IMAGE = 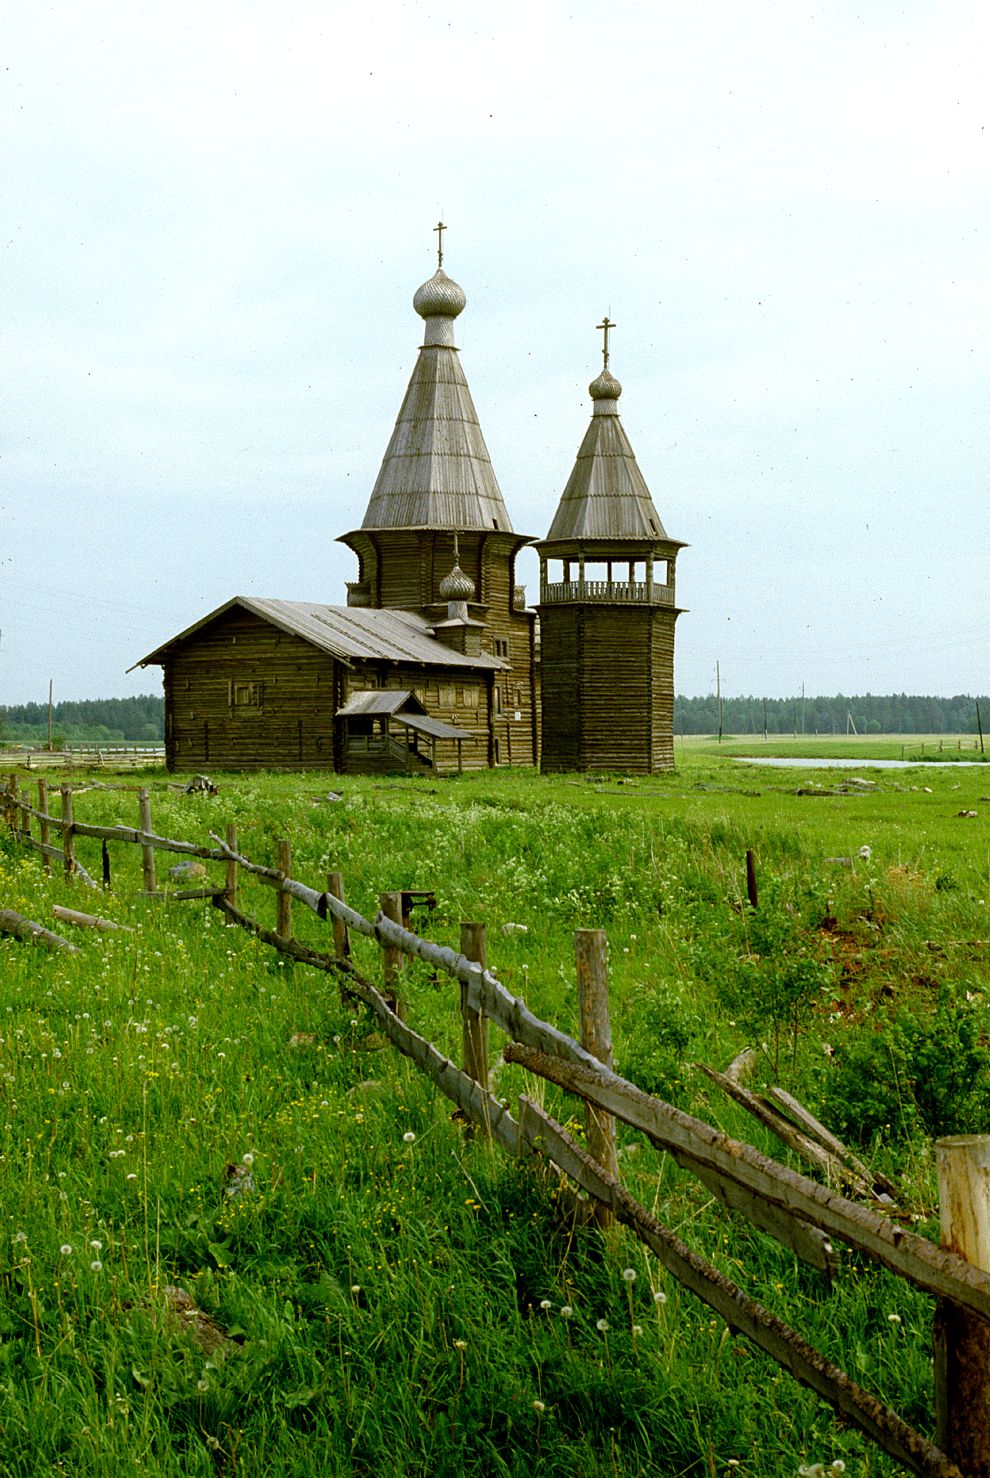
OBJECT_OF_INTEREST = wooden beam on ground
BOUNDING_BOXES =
[51,905,131,932]
[0,909,81,953]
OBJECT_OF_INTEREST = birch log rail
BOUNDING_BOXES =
[514,1097,964,1478]
[504,1041,990,1323]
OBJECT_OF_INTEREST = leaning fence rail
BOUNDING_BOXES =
[1,772,985,1477]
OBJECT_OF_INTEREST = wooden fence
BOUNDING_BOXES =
[2,772,988,1478]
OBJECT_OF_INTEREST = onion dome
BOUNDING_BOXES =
[439,561,476,601]
[589,368,622,402]
[413,269,466,321]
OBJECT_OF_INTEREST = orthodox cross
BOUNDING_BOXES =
[597,315,615,369]
[434,219,446,269]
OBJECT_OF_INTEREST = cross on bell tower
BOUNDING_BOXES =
[597,315,615,369]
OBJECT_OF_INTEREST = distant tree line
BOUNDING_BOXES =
[1,691,986,746]
[673,693,990,736]
[0,695,164,744]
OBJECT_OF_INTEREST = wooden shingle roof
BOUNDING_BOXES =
[542,369,679,546]
[355,267,515,534]
[132,597,507,672]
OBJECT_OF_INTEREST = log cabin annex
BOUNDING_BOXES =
[134,235,685,776]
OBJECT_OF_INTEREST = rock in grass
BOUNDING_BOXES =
[161,1286,234,1356]
[167,860,208,882]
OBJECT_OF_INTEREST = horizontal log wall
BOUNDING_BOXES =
[165,609,336,771]
[540,603,678,774]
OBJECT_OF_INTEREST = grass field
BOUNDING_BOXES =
[1,743,989,1476]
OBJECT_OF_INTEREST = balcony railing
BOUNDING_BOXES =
[539,579,675,606]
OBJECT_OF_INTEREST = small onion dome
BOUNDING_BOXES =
[414,268,467,320]
[589,368,622,401]
[439,561,476,601]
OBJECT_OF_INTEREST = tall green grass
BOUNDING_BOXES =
[1,751,988,1474]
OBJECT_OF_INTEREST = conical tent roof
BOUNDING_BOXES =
[358,267,514,533]
[544,368,670,544]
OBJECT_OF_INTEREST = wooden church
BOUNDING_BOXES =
[134,236,683,775]
[134,236,538,775]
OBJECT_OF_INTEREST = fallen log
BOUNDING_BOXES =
[0,908,80,953]
[51,905,131,932]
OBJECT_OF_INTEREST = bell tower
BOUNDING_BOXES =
[536,319,685,773]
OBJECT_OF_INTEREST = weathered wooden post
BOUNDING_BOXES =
[326,872,350,961]
[60,785,75,879]
[37,779,51,875]
[459,922,489,1095]
[276,839,292,940]
[379,892,405,1019]
[746,849,759,910]
[224,823,238,922]
[137,788,157,895]
[576,928,618,1226]
[18,786,31,843]
[3,773,17,835]
[934,1134,990,1474]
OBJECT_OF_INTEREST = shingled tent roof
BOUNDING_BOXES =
[542,368,681,546]
[354,265,515,534]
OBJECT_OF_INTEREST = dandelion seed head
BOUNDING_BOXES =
[403,1131,416,1143]
[532,1399,545,1414]
[622,1267,637,1283]
[350,1285,361,1294]
[539,1299,552,1311]
[653,1290,667,1304]
[596,1318,609,1332]
[560,1305,573,1318]
[60,1244,73,1256]
[453,1339,467,1350]
[241,1152,254,1166]
[90,1260,103,1272]
[888,1313,902,1324]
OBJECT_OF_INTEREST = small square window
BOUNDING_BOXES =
[230,680,263,709]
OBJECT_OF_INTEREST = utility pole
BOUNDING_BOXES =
[763,697,768,741]
[716,662,723,743]
[47,680,53,752]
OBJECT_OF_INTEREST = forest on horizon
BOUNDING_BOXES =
[1,691,988,744]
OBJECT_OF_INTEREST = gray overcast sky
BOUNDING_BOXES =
[2,0,987,707]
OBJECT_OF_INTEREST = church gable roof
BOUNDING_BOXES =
[133,597,506,672]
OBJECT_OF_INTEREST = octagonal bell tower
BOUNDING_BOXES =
[536,319,686,773]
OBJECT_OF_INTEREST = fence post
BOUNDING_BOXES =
[326,872,350,961]
[38,779,51,875]
[576,928,618,1226]
[459,922,490,1098]
[379,892,405,1019]
[326,871,353,1006]
[18,786,31,843]
[4,773,17,835]
[137,788,157,895]
[934,1134,990,1474]
[276,839,292,939]
[60,785,76,879]
[746,849,759,910]
[224,823,238,922]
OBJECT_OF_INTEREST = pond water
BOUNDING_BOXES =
[734,756,987,770]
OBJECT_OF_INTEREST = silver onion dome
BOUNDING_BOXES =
[413,269,467,320]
